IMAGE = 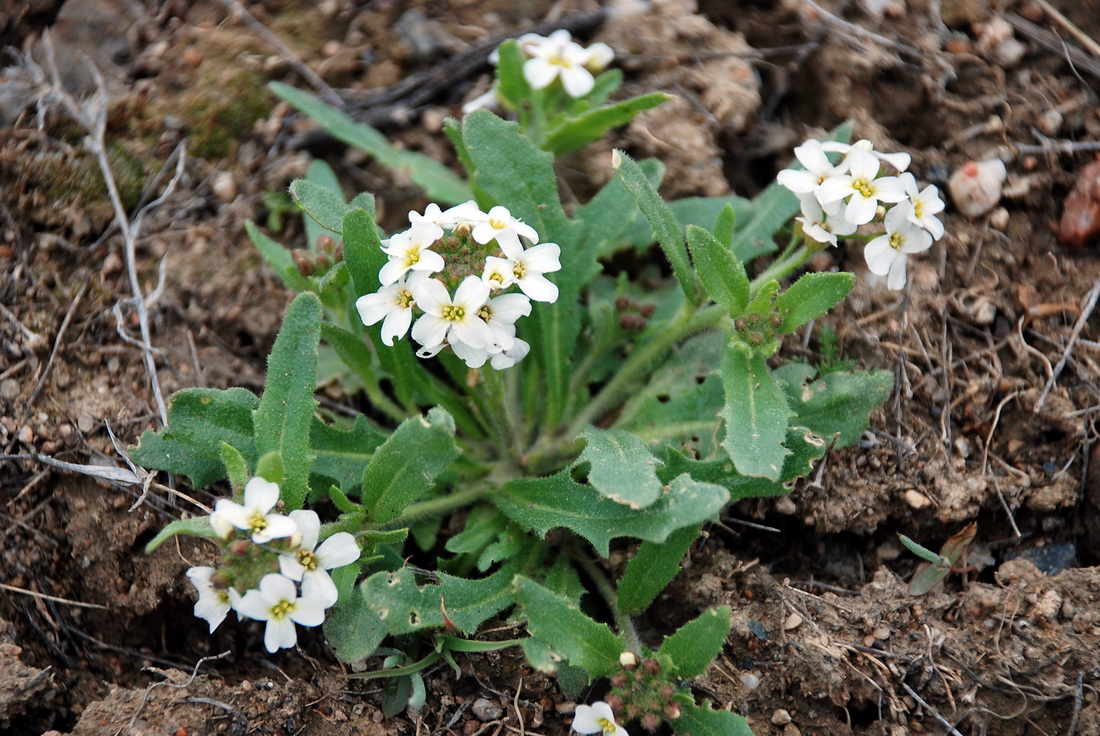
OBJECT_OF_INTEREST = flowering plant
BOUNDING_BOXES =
[135,31,941,735]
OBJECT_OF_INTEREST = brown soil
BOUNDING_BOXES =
[3,0,1100,734]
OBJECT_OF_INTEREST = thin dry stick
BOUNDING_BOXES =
[40,34,169,425]
[28,281,87,406]
[1035,279,1100,411]
[122,651,232,736]
[981,391,1021,476]
[899,681,965,736]
[216,0,342,106]
[1033,0,1100,59]
[0,581,110,610]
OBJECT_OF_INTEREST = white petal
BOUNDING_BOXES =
[452,316,494,349]
[409,249,445,274]
[518,273,559,303]
[450,337,490,368]
[816,175,853,204]
[381,307,413,346]
[523,57,558,89]
[794,140,832,176]
[213,499,250,531]
[863,237,896,276]
[488,293,532,323]
[288,510,320,551]
[845,194,877,226]
[877,150,911,172]
[279,553,306,582]
[887,254,909,290]
[356,290,393,327]
[252,513,298,544]
[777,169,820,194]
[295,579,334,619]
[560,65,595,97]
[572,705,602,734]
[871,176,907,204]
[244,477,281,513]
[316,533,361,569]
[264,617,298,652]
[454,276,490,310]
[234,589,273,621]
[259,573,297,601]
[413,278,451,315]
[378,259,408,286]
[411,314,449,350]
[522,243,562,272]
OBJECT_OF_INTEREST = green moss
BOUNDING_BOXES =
[185,70,272,160]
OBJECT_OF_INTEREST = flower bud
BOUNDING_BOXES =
[638,303,656,318]
[605,693,623,711]
[659,683,676,700]
[642,658,660,676]
[610,673,629,689]
[210,570,233,589]
[663,702,682,720]
[619,651,639,669]
[228,540,251,557]
[641,713,661,732]
[292,249,315,276]
[615,295,631,311]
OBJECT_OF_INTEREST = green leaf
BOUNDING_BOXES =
[582,68,623,109]
[246,221,313,293]
[310,415,388,495]
[325,586,387,661]
[291,178,347,236]
[620,195,753,256]
[130,387,260,488]
[361,407,459,523]
[494,40,530,108]
[512,575,623,677]
[713,203,737,246]
[462,110,579,427]
[775,272,854,333]
[774,366,893,448]
[270,82,472,205]
[543,93,670,155]
[675,701,755,736]
[302,159,343,251]
[720,345,791,481]
[661,427,826,501]
[255,450,285,485]
[575,159,662,259]
[220,442,250,490]
[496,471,728,557]
[686,225,749,316]
[363,563,518,635]
[320,322,378,394]
[898,534,946,565]
[253,292,321,510]
[341,208,386,299]
[658,606,731,678]
[617,525,699,614]
[613,149,697,303]
[577,427,664,509]
[144,516,218,553]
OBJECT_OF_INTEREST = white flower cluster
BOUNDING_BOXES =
[778,139,946,290]
[572,701,629,736]
[187,478,360,653]
[356,201,561,370]
[465,29,615,112]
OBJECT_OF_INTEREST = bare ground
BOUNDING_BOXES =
[3,0,1100,734]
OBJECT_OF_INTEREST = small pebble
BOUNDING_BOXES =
[903,489,932,510]
[212,172,237,203]
[771,708,792,725]
[874,626,891,640]
[740,673,761,690]
[989,207,1009,230]
[18,425,34,444]
[949,159,1007,218]
[183,46,203,67]
[0,378,19,400]
[77,414,95,433]
[471,698,503,721]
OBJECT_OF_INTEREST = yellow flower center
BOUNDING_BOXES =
[889,233,903,250]
[442,305,466,322]
[271,600,293,620]
[478,306,492,321]
[404,251,421,267]
[913,200,924,218]
[597,718,616,734]
[489,217,508,230]
[513,262,527,279]
[853,179,873,198]
[297,549,318,572]
[548,53,568,68]
[397,288,414,308]
[247,512,268,535]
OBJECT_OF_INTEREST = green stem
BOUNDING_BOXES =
[565,303,726,437]
[748,240,817,296]
[479,366,523,461]
[571,544,642,656]
[387,483,493,528]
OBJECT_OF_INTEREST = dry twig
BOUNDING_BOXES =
[1035,279,1100,411]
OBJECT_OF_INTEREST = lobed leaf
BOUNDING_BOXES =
[675,701,755,736]
[773,365,893,448]
[512,575,623,677]
[617,525,699,614]
[658,606,731,678]
[577,427,665,509]
[310,415,388,496]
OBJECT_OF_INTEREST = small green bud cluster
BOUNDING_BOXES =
[605,656,682,733]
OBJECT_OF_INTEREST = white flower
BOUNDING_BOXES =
[523,29,596,97]
[490,337,530,370]
[408,203,450,229]
[379,224,446,286]
[462,86,502,115]
[817,148,907,225]
[471,205,539,258]
[442,200,489,229]
[897,172,945,240]
[186,566,234,633]
[279,510,360,608]
[583,42,615,73]
[864,204,934,290]
[572,701,629,736]
[822,138,911,173]
[482,256,516,291]
[479,293,532,351]
[777,139,843,196]
[211,478,298,544]
[412,276,493,353]
[234,573,327,653]
[357,271,428,346]
[796,194,857,247]
[505,242,561,302]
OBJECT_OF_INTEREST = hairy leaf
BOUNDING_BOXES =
[775,272,854,333]
[577,427,664,509]
[617,525,699,614]
[675,702,755,736]
[658,606,731,678]
[686,224,749,316]
[773,365,893,448]
[310,415,387,496]
[543,93,670,155]
[720,345,791,480]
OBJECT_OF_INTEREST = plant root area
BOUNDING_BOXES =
[3,0,1100,734]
